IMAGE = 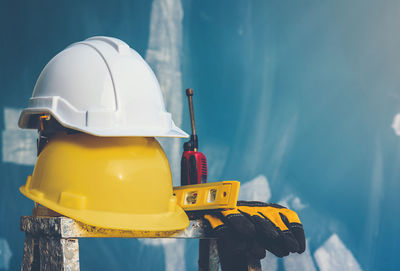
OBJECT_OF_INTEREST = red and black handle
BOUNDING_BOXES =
[181,88,207,186]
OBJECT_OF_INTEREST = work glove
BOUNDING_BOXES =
[203,201,305,271]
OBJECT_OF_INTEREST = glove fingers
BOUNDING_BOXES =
[248,239,266,260]
[265,237,290,257]
[220,211,266,261]
[290,223,306,253]
[205,202,306,264]
[280,230,300,253]
[222,211,257,255]
[276,213,301,253]
[251,214,279,238]
[248,213,285,257]
[277,208,305,253]
[221,209,256,240]
[254,212,300,257]
[203,214,248,255]
[280,213,306,254]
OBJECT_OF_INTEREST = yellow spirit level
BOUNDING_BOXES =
[173,181,240,211]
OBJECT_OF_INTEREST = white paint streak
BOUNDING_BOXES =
[261,252,278,271]
[2,107,37,165]
[291,197,307,210]
[242,77,272,176]
[139,239,185,271]
[278,195,293,209]
[270,113,298,181]
[0,238,12,270]
[391,113,400,135]
[314,234,362,271]
[144,1,185,269]
[138,238,176,246]
[238,175,271,202]
[278,194,308,211]
[363,140,383,267]
[283,240,316,271]
[163,241,185,271]
[146,0,184,186]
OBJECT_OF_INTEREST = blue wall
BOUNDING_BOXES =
[1,0,400,270]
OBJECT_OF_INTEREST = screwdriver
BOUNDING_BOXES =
[181,88,207,186]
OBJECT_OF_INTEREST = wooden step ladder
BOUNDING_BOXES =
[20,205,261,271]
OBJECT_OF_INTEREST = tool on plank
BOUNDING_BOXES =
[181,88,208,185]
[174,181,240,211]
[177,88,239,212]
[174,89,253,271]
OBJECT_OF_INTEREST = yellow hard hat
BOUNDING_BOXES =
[20,132,189,231]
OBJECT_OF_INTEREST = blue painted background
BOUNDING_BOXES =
[1,0,400,270]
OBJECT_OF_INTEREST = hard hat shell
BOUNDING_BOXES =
[20,133,189,231]
[18,36,188,138]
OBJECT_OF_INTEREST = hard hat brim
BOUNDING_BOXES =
[18,109,189,138]
[20,185,190,232]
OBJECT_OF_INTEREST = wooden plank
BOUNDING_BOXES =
[21,216,211,239]
[38,237,79,271]
[21,234,80,271]
[21,234,36,271]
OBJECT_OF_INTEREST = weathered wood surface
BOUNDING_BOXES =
[20,213,260,271]
[20,215,215,271]
[21,234,79,271]
[21,216,209,239]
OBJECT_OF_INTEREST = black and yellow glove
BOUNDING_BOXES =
[204,201,305,270]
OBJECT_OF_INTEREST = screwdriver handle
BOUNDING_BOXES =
[181,88,207,186]
[186,88,197,137]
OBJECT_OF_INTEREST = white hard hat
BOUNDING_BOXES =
[18,36,188,138]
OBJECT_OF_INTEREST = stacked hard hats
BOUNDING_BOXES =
[19,36,190,231]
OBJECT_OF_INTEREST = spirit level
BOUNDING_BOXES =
[173,181,240,211]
